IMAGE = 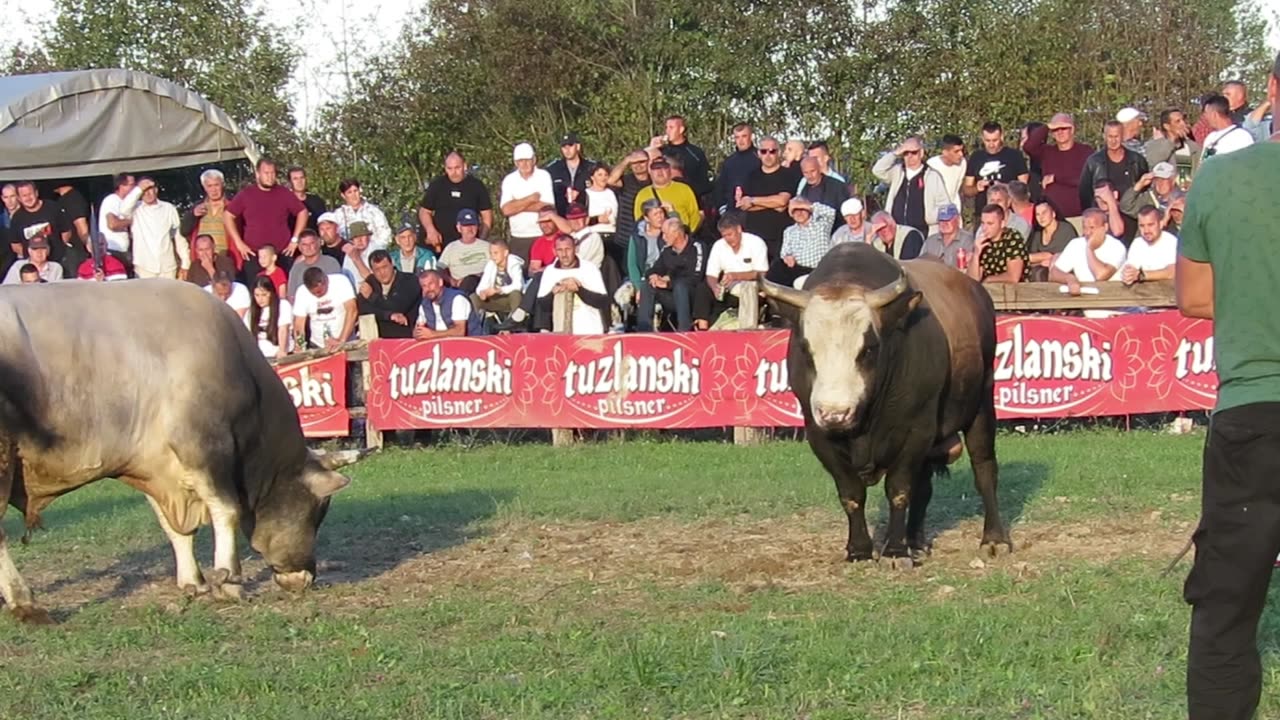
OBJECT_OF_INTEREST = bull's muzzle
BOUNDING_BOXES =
[273,569,315,593]
[812,402,856,431]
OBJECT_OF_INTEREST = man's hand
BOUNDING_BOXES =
[627,149,649,164]
[324,336,343,351]
[283,240,298,257]
[193,202,208,218]
[390,312,409,326]
[1042,174,1055,187]
[413,324,432,340]
[426,225,443,249]
[358,281,373,299]
[555,278,582,294]
[1134,173,1154,191]
[736,195,753,210]
[477,287,494,300]
[1065,277,1082,295]
[1094,189,1112,209]
[976,178,991,192]
[567,187,579,204]
[648,273,667,289]
[530,260,544,273]
[276,346,288,361]
[234,239,253,260]
[783,255,797,268]
[178,269,188,281]
[138,178,156,192]
[1121,265,1140,286]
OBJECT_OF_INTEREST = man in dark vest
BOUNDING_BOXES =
[413,268,486,339]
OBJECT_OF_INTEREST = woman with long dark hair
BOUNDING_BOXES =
[1024,198,1076,281]
[247,276,293,360]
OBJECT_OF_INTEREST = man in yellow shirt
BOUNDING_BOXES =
[632,157,701,234]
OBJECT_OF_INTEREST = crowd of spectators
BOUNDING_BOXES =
[0,79,1267,356]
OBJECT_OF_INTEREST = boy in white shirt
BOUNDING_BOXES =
[472,238,525,316]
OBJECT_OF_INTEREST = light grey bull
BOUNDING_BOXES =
[0,279,351,623]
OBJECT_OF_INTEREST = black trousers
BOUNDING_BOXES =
[1185,402,1280,719]
[765,259,814,288]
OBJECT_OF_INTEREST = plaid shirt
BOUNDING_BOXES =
[779,202,836,268]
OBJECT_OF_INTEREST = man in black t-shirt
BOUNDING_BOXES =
[964,121,1029,213]
[738,136,799,262]
[418,151,494,250]
[52,183,92,277]
[7,181,70,277]
[287,166,327,232]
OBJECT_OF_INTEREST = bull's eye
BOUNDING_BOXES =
[859,345,875,360]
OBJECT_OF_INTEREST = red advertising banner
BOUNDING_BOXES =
[993,312,1216,418]
[364,311,1217,430]
[276,353,350,437]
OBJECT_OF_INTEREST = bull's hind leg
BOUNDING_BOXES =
[0,523,50,624]
[141,495,208,596]
[965,393,1013,556]
[906,464,936,561]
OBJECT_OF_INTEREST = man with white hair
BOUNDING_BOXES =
[499,142,555,263]
[830,198,869,245]
[868,211,924,260]
[795,156,850,231]
[872,135,949,237]
[180,168,233,261]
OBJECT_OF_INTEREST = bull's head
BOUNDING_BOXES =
[247,448,353,592]
[764,271,921,431]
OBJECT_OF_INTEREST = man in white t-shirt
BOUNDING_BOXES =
[291,267,358,350]
[98,173,144,254]
[704,209,768,325]
[413,269,475,339]
[499,142,556,263]
[1049,208,1128,318]
[206,271,252,319]
[536,234,609,335]
[1200,94,1255,162]
[1122,206,1177,286]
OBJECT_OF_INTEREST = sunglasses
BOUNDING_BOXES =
[759,148,778,155]
[902,150,921,156]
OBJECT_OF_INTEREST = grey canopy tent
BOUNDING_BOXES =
[0,68,260,181]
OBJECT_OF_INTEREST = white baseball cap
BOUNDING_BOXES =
[513,142,536,161]
[840,197,864,216]
[316,211,339,226]
[1115,107,1147,123]
[1152,162,1177,179]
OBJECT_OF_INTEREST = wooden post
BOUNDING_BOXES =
[358,314,383,450]
[734,280,766,446]
[551,293,578,447]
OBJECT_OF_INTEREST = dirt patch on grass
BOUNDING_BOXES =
[16,511,1194,616]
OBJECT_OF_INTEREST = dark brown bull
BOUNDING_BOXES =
[764,242,1012,566]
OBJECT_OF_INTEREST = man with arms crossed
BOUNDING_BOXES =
[1176,51,1280,720]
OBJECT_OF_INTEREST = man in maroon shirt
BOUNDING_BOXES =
[1021,112,1094,231]
[224,157,308,281]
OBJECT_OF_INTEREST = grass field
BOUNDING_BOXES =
[2,429,1278,719]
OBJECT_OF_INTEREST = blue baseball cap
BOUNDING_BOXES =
[937,204,960,222]
[456,208,479,226]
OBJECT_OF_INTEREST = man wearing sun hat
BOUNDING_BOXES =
[830,197,869,245]
[499,141,555,263]
[1021,112,1095,229]
[1120,161,1181,220]
[1116,106,1148,153]
[765,197,836,288]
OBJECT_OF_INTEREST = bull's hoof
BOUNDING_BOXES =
[846,548,875,563]
[206,568,243,588]
[11,605,54,625]
[880,555,915,571]
[980,538,1014,558]
[180,582,210,598]
[212,582,244,602]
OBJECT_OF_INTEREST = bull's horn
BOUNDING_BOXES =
[761,280,812,309]
[314,448,374,470]
[863,272,909,309]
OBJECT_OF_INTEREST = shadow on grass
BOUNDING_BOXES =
[864,460,1049,551]
[23,488,512,617]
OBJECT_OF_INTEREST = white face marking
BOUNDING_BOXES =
[802,295,876,427]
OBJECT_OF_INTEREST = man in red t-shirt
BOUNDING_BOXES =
[526,206,561,274]
[224,157,309,281]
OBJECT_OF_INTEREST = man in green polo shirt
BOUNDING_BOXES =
[1176,52,1280,720]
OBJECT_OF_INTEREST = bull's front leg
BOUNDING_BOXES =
[880,458,925,569]
[838,481,873,562]
[205,497,244,601]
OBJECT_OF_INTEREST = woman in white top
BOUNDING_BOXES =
[584,164,618,235]
[247,276,294,360]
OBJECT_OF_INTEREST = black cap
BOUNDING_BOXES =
[559,132,581,146]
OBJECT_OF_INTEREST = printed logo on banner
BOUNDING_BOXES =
[371,339,518,427]
[556,335,725,425]
[1161,317,1217,403]
[733,330,802,423]
[276,353,349,437]
[993,318,1119,416]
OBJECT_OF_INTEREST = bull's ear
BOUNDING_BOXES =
[878,290,922,330]
[303,470,351,499]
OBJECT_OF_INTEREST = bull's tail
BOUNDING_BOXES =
[927,462,951,483]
